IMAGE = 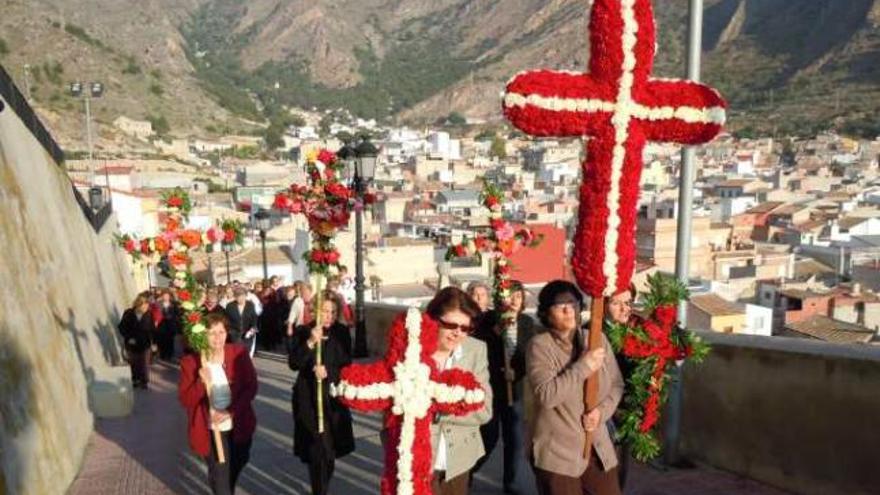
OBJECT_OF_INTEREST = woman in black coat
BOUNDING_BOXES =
[118,293,156,389]
[288,292,355,495]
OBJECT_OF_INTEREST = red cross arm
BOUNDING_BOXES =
[635,79,727,144]
[503,70,615,138]
[432,368,487,417]
[335,362,395,413]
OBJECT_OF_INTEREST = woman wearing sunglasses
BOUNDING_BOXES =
[425,287,493,495]
[526,280,624,495]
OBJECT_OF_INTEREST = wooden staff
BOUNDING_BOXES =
[314,276,326,435]
[200,354,227,464]
[583,298,604,459]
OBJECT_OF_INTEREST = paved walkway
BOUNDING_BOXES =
[68,354,790,495]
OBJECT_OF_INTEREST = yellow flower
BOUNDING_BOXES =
[306,149,319,162]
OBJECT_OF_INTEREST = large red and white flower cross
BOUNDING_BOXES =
[503,0,727,296]
[332,308,486,495]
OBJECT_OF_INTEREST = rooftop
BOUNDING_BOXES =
[689,293,745,316]
[784,315,876,344]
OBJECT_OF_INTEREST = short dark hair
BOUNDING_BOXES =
[536,280,584,328]
[426,287,482,321]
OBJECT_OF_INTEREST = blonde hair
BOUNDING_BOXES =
[131,294,150,310]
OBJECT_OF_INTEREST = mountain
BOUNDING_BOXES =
[2,0,879,146]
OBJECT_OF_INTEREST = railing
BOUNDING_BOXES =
[1,64,111,232]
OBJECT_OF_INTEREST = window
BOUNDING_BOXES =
[723,326,734,333]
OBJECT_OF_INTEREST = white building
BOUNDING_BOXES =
[113,116,154,140]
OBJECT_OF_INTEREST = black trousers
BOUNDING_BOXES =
[206,430,252,495]
[304,438,336,495]
[473,402,528,492]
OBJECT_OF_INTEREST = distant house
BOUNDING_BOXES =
[687,293,747,334]
[830,217,880,242]
[781,315,876,344]
[435,189,481,216]
[113,116,154,140]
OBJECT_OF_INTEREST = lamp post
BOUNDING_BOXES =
[69,81,104,191]
[254,209,272,282]
[222,242,233,284]
[339,137,377,358]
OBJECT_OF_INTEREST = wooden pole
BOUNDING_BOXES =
[201,354,226,464]
[314,276,326,435]
[583,297,605,459]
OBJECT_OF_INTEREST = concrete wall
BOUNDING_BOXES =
[0,95,136,494]
[681,332,880,495]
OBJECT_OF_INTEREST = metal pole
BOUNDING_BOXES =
[260,230,268,281]
[353,174,368,358]
[84,95,95,186]
[666,0,704,467]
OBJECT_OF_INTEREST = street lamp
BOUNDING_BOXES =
[339,137,378,358]
[69,81,104,188]
[254,209,272,282]
[222,242,234,284]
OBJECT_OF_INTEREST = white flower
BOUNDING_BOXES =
[191,323,206,334]
[181,302,195,311]
[175,271,186,279]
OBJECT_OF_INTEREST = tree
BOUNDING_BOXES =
[148,114,170,135]
[490,135,507,159]
[264,126,284,150]
[446,112,466,125]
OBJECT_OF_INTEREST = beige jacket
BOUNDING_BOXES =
[430,336,493,479]
[526,328,623,477]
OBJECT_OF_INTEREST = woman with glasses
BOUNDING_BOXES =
[526,280,624,495]
[424,287,493,495]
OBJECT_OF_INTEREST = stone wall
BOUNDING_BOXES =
[0,93,136,493]
[681,332,880,495]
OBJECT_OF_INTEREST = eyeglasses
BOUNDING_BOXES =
[438,319,474,334]
[551,301,580,312]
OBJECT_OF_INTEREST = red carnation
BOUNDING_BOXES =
[187,312,202,324]
[206,227,220,243]
[178,290,192,302]
[654,305,677,327]
[273,194,292,211]
[317,149,337,165]
[124,239,136,253]
[140,239,151,255]
[485,195,500,208]
[325,250,340,264]
[167,196,184,208]
[490,218,505,231]
[454,245,467,257]
[310,250,326,263]
[223,229,236,243]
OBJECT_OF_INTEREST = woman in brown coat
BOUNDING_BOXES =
[526,280,624,495]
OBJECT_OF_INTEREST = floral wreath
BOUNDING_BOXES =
[332,308,486,495]
[605,273,710,461]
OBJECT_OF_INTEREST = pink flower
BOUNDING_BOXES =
[495,223,515,241]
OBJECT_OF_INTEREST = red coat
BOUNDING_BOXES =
[178,344,258,457]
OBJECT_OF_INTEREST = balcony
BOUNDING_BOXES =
[365,303,880,495]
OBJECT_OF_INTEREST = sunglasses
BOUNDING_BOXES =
[438,319,475,334]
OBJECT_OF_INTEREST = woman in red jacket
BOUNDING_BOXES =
[179,313,258,495]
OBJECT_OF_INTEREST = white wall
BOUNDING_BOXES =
[744,304,774,336]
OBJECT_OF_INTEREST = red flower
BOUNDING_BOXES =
[187,312,202,324]
[363,192,378,204]
[273,193,292,211]
[123,239,136,253]
[310,250,326,263]
[154,237,170,254]
[140,239,151,255]
[206,227,220,243]
[485,195,500,208]
[317,149,337,165]
[654,305,677,327]
[454,245,467,257]
[165,217,180,232]
[325,182,351,200]
[490,218,505,231]
[325,250,340,264]
[178,290,192,302]
[168,252,189,268]
[167,196,184,208]
[180,230,202,249]
[223,229,236,243]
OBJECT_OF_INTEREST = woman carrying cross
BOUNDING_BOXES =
[526,280,624,495]
[288,290,355,495]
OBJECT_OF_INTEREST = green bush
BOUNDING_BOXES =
[0,38,8,56]
[149,82,164,96]
[64,23,107,50]
[148,114,170,135]
[43,61,64,85]
[122,58,141,75]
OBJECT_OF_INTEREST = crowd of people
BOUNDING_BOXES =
[118,276,638,495]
